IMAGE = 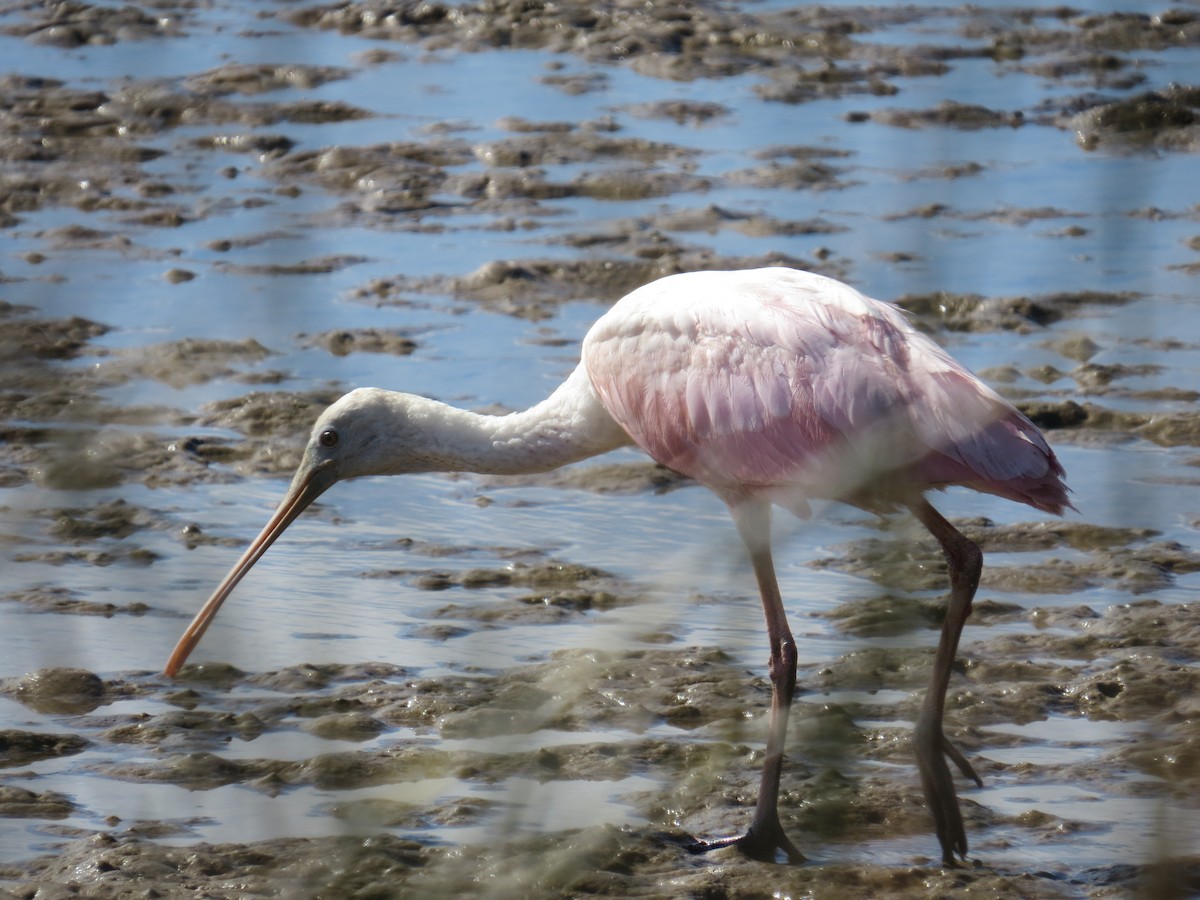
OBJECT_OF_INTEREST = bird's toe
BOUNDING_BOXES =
[681,821,805,865]
[941,733,983,787]
[915,727,975,864]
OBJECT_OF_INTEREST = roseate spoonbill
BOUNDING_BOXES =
[166,266,1070,865]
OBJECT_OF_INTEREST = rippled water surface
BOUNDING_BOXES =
[2,0,1199,895]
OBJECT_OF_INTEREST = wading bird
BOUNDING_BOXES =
[166,266,1070,865]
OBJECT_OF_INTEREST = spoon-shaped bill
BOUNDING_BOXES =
[164,460,334,676]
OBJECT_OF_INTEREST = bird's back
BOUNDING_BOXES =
[583,267,1070,516]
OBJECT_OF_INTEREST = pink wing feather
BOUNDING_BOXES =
[583,268,1070,516]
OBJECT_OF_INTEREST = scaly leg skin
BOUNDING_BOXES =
[687,500,805,865]
[909,499,984,866]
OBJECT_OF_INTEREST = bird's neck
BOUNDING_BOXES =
[397,365,633,476]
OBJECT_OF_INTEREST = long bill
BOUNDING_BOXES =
[164,459,335,676]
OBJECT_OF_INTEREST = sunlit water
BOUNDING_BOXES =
[1,0,1199,882]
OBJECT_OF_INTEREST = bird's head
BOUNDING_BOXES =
[164,387,426,676]
[301,387,449,483]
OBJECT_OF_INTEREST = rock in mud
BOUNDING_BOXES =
[8,667,107,714]
[868,100,1023,130]
[2,2,181,46]
[300,328,419,357]
[104,710,267,749]
[0,784,74,819]
[1068,86,1200,151]
[1,586,151,616]
[0,311,108,361]
[183,63,353,96]
[302,711,387,741]
[45,499,154,542]
[813,519,1200,597]
[198,390,339,439]
[94,338,274,389]
[1020,401,1200,448]
[0,729,88,767]
[166,662,245,689]
[895,289,1138,333]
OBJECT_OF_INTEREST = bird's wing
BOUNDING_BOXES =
[582,271,916,512]
[900,337,1070,513]
[583,268,1069,515]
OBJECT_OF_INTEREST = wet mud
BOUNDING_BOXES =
[5,589,1200,896]
[2,0,1200,897]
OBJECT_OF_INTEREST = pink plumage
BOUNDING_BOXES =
[584,267,1070,517]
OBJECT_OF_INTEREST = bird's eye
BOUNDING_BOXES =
[318,428,339,448]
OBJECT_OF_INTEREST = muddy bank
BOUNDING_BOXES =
[8,828,1198,898]
[4,5,1197,259]
[2,0,1200,896]
[5,595,1200,895]
[812,519,1200,597]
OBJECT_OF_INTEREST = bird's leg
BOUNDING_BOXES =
[906,498,984,866]
[687,499,804,864]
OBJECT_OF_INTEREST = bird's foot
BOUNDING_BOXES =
[684,819,805,865]
[915,722,982,866]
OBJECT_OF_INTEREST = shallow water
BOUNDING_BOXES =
[2,0,1200,896]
